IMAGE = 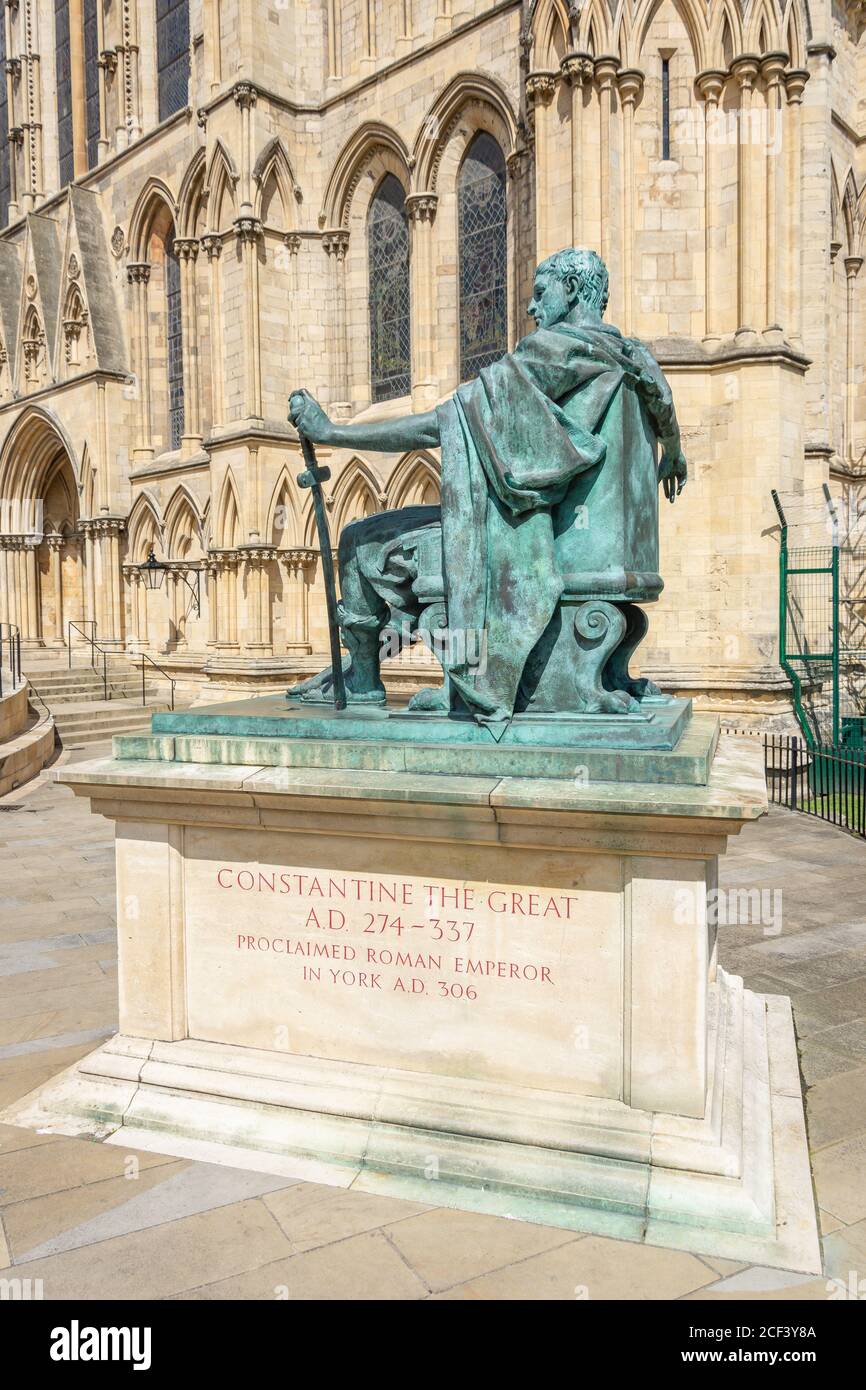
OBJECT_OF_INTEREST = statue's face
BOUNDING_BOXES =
[528,268,576,329]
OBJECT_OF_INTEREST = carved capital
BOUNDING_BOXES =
[405,192,438,224]
[784,68,810,105]
[323,230,349,261]
[234,215,263,244]
[694,69,727,106]
[126,261,151,285]
[4,56,20,78]
[172,236,200,262]
[200,233,222,260]
[594,55,621,90]
[760,51,789,87]
[283,547,318,571]
[730,55,761,91]
[283,233,301,255]
[197,107,208,129]
[844,255,863,280]
[233,82,257,111]
[617,67,644,107]
[561,52,594,87]
[98,48,118,75]
[526,71,558,105]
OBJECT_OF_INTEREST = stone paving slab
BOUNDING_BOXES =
[0,742,864,1300]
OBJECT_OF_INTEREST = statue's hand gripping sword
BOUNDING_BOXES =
[295,431,347,711]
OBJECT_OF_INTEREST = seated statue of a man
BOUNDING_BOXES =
[289,247,687,727]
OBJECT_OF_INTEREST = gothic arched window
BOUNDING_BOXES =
[368,174,411,403]
[156,0,191,122]
[165,232,184,448]
[0,16,9,223]
[458,132,507,381]
[55,0,74,186]
[84,0,100,168]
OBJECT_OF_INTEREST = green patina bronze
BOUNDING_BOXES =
[153,248,691,771]
[285,246,686,740]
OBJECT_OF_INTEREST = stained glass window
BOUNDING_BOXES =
[368,174,411,403]
[156,0,190,122]
[84,0,100,168]
[55,0,74,187]
[0,15,9,225]
[165,232,184,449]
[458,132,507,381]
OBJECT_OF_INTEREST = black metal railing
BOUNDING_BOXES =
[723,728,866,840]
[0,622,22,699]
[66,619,176,711]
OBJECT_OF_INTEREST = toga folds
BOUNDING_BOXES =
[435,321,673,726]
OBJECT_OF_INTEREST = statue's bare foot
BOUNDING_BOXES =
[582,688,640,715]
[408,686,450,713]
[287,662,386,706]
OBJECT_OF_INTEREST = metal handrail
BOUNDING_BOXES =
[66,619,175,711]
[0,621,22,699]
[67,619,98,670]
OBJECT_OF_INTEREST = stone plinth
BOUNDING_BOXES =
[1,734,821,1273]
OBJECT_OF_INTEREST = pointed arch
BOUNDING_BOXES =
[253,137,299,228]
[80,441,96,517]
[128,177,179,263]
[331,457,381,534]
[745,0,781,56]
[205,138,240,231]
[575,0,612,58]
[706,0,743,70]
[632,0,708,70]
[215,467,243,548]
[412,73,518,195]
[0,404,81,511]
[177,148,207,239]
[265,463,302,546]
[320,123,411,231]
[842,169,859,257]
[782,0,807,66]
[164,483,204,559]
[387,451,441,509]
[126,490,164,562]
[530,0,570,68]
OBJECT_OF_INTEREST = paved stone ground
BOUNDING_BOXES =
[0,744,864,1301]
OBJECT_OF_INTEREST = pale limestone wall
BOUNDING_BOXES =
[0,0,862,725]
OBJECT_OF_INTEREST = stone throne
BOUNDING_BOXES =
[381,373,666,717]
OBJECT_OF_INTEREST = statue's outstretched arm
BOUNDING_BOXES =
[289,389,440,452]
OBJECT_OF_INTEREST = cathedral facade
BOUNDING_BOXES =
[0,0,861,721]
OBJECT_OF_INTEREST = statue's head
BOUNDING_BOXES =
[528,248,610,329]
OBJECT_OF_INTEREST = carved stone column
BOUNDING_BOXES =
[732,56,761,341]
[695,70,727,346]
[526,72,557,263]
[406,193,438,410]
[617,68,643,336]
[844,256,862,462]
[173,237,202,449]
[45,531,64,644]
[595,56,620,283]
[762,52,787,341]
[784,68,809,349]
[562,53,593,248]
[126,262,152,458]
[83,517,125,643]
[234,82,256,216]
[282,548,316,653]
[201,233,224,427]
[323,230,351,417]
[234,217,263,420]
[241,546,277,653]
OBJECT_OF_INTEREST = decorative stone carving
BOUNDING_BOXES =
[111,226,126,258]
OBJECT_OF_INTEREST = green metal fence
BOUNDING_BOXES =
[772,489,866,749]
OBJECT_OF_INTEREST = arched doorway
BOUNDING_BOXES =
[0,411,86,649]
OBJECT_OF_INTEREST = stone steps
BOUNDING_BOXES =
[21,658,176,746]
